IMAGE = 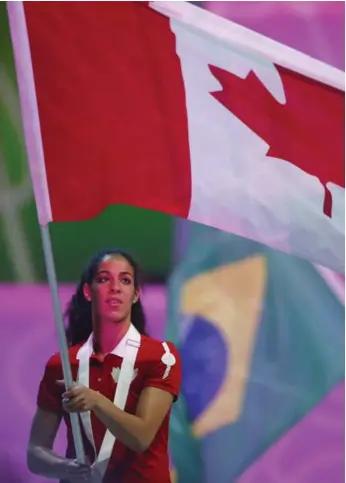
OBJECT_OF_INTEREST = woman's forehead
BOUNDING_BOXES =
[97,255,134,274]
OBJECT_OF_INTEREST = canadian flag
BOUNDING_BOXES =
[8,2,344,272]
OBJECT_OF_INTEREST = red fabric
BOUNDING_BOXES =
[24,2,191,222]
[23,1,344,254]
[210,65,345,218]
[38,336,182,483]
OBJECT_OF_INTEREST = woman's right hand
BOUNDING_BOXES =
[60,458,92,483]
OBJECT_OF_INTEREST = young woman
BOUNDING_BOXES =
[27,249,181,483]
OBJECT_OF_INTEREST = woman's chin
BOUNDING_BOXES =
[103,313,128,325]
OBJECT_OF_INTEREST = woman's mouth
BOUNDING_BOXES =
[107,298,122,307]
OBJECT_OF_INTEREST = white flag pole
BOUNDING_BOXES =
[40,224,86,463]
[7,1,86,463]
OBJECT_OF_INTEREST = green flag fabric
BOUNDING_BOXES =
[166,223,344,483]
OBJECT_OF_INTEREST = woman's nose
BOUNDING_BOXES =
[109,281,121,292]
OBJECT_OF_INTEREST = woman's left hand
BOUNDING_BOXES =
[57,380,100,413]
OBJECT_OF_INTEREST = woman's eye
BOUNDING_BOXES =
[122,278,131,285]
[97,276,109,284]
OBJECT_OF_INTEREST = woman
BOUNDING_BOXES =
[27,249,181,483]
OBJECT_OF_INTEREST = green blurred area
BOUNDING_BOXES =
[0,3,173,283]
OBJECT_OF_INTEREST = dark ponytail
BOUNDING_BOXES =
[130,299,146,336]
[65,249,147,346]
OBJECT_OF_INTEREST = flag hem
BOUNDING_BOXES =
[7,1,52,226]
[150,1,344,92]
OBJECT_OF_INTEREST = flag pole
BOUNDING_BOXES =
[40,224,86,463]
[7,1,86,464]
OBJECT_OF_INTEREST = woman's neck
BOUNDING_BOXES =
[93,318,131,355]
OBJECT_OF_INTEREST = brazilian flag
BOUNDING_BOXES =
[166,223,344,483]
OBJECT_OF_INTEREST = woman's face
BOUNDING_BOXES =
[83,255,139,324]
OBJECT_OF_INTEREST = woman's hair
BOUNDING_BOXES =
[65,249,147,346]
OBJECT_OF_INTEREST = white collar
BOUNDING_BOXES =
[76,324,140,359]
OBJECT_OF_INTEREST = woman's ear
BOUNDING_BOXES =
[83,283,92,302]
[133,288,140,304]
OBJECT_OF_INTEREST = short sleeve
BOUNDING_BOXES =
[143,341,182,401]
[37,354,63,413]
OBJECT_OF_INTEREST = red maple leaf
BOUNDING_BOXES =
[209,64,345,217]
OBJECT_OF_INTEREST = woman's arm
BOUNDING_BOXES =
[27,408,65,477]
[27,408,90,481]
[62,384,173,453]
[93,387,174,452]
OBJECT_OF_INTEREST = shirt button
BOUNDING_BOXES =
[98,377,102,382]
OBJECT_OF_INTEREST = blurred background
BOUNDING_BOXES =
[0,2,344,483]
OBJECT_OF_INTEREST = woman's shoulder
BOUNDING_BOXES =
[44,342,85,369]
[139,334,179,362]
